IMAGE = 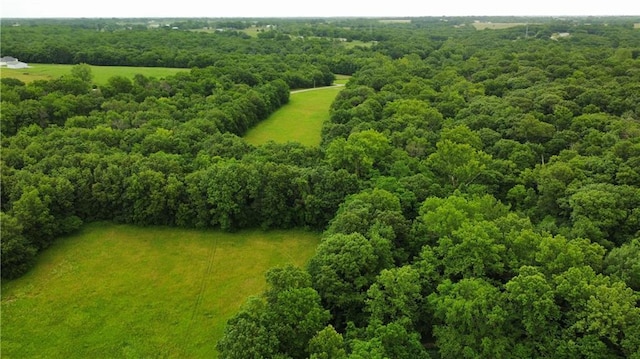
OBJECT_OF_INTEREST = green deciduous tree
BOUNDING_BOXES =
[365,266,422,328]
[308,233,385,329]
[426,139,492,192]
[10,187,56,250]
[553,266,640,358]
[0,212,37,279]
[70,63,94,84]
[429,278,512,358]
[218,266,329,359]
[217,297,278,359]
[504,266,560,357]
[327,188,408,249]
[604,238,640,291]
[569,183,640,247]
[438,220,506,280]
[308,325,347,359]
[326,130,392,179]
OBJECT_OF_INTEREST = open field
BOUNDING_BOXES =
[334,74,351,85]
[244,85,343,147]
[472,22,528,30]
[1,223,320,358]
[240,26,269,37]
[0,63,188,85]
[341,40,375,49]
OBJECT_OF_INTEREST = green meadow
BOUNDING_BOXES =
[0,63,188,85]
[1,223,320,358]
[244,85,343,147]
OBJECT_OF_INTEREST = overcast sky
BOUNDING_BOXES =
[2,0,639,18]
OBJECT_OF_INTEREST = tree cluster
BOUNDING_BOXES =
[218,18,640,358]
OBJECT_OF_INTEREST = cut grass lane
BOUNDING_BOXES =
[244,85,344,147]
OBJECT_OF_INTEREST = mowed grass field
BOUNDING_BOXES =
[244,85,343,147]
[1,223,320,358]
[0,63,188,85]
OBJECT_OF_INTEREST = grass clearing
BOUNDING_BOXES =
[244,85,343,147]
[334,74,351,85]
[0,63,188,85]
[341,40,375,49]
[1,222,320,358]
[240,26,268,37]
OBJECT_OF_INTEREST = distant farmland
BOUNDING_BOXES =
[472,22,529,30]
[0,63,188,84]
[1,223,320,358]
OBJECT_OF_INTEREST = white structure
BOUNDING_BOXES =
[0,56,29,69]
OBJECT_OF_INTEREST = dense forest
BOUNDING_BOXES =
[2,16,640,358]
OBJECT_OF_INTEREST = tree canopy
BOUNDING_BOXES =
[2,16,639,358]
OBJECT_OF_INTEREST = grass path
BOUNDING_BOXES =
[1,223,320,358]
[244,85,343,147]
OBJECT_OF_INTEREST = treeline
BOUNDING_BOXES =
[0,57,337,136]
[217,20,640,359]
[0,24,365,74]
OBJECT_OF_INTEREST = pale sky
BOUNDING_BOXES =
[1,0,639,18]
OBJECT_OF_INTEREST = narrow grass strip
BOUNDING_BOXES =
[244,86,343,147]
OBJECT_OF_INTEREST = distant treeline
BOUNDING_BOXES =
[0,24,365,74]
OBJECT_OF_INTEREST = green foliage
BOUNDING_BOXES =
[426,138,492,192]
[604,238,640,291]
[308,233,387,328]
[327,188,404,238]
[218,265,329,359]
[365,266,422,328]
[504,266,560,356]
[0,212,37,279]
[553,266,640,357]
[216,297,278,359]
[429,278,512,358]
[326,129,392,179]
[70,63,93,83]
[569,183,640,247]
[309,325,347,359]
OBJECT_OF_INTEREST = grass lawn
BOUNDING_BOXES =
[1,222,320,358]
[244,85,343,147]
[0,63,188,85]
